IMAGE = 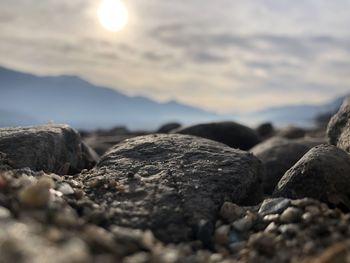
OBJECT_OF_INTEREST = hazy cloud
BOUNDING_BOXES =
[0,0,349,112]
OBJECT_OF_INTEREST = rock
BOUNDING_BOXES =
[214,225,230,245]
[174,121,260,150]
[157,123,181,133]
[58,183,75,195]
[232,214,254,232]
[0,206,11,220]
[258,198,291,215]
[248,232,276,256]
[295,137,327,148]
[302,241,350,263]
[0,220,91,263]
[327,96,350,153]
[256,122,274,139]
[274,145,350,209]
[280,207,302,223]
[0,124,97,174]
[251,137,311,194]
[220,202,246,223]
[278,126,306,139]
[18,177,54,208]
[84,134,264,243]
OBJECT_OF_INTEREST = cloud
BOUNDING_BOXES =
[0,0,349,112]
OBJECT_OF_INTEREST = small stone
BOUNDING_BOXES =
[263,214,280,222]
[228,230,241,244]
[264,222,278,233]
[291,198,320,208]
[248,232,275,256]
[279,224,299,238]
[18,177,54,208]
[305,206,321,217]
[302,212,313,224]
[58,183,75,195]
[0,206,11,219]
[258,198,290,215]
[220,202,245,222]
[232,215,253,232]
[214,225,230,245]
[280,207,302,223]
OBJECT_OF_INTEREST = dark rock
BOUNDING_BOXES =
[327,96,350,153]
[83,134,264,243]
[251,137,311,194]
[278,126,306,139]
[0,124,97,174]
[157,122,181,133]
[83,131,148,156]
[258,198,291,215]
[174,121,260,150]
[295,137,327,148]
[256,122,274,139]
[274,145,350,209]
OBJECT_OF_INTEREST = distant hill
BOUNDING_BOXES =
[0,66,217,130]
[0,66,347,130]
[235,96,346,127]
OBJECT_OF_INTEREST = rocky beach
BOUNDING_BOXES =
[0,97,349,263]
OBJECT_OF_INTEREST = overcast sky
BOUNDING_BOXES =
[0,0,349,112]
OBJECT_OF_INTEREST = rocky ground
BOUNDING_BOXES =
[0,96,349,263]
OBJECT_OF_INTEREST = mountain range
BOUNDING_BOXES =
[0,66,346,130]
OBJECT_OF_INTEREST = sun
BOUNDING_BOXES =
[97,0,129,32]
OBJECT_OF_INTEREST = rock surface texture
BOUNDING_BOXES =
[251,137,312,194]
[174,121,260,150]
[82,134,264,243]
[327,96,350,153]
[0,124,97,174]
[274,144,350,209]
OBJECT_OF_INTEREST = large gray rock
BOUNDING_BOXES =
[274,144,350,209]
[251,137,311,194]
[83,134,264,243]
[327,96,350,153]
[174,121,260,150]
[0,124,97,174]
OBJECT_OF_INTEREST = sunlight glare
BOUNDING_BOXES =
[97,0,129,32]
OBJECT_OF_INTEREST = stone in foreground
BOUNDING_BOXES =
[0,124,97,174]
[327,96,350,153]
[274,144,350,209]
[174,121,260,150]
[83,134,264,243]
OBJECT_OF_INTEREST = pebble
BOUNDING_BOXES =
[0,206,11,219]
[263,214,280,222]
[248,232,276,256]
[280,207,302,223]
[58,183,75,195]
[258,198,290,215]
[18,177,54,208]
[264,222,278,233]
[305,206,321,217]
[215,225,230,244]
[220,202,245,222]
[232,215,253,232]
[279,224,299,238]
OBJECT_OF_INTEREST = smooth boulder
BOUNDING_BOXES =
[274,144,350,209]
[327,96,350,153]
[251,137,311,194]
[83,134,264,243]
[174,121,260,150]
[0,124,97,174]
[157,122,181,133]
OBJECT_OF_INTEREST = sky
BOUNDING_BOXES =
[0,0,349,113]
